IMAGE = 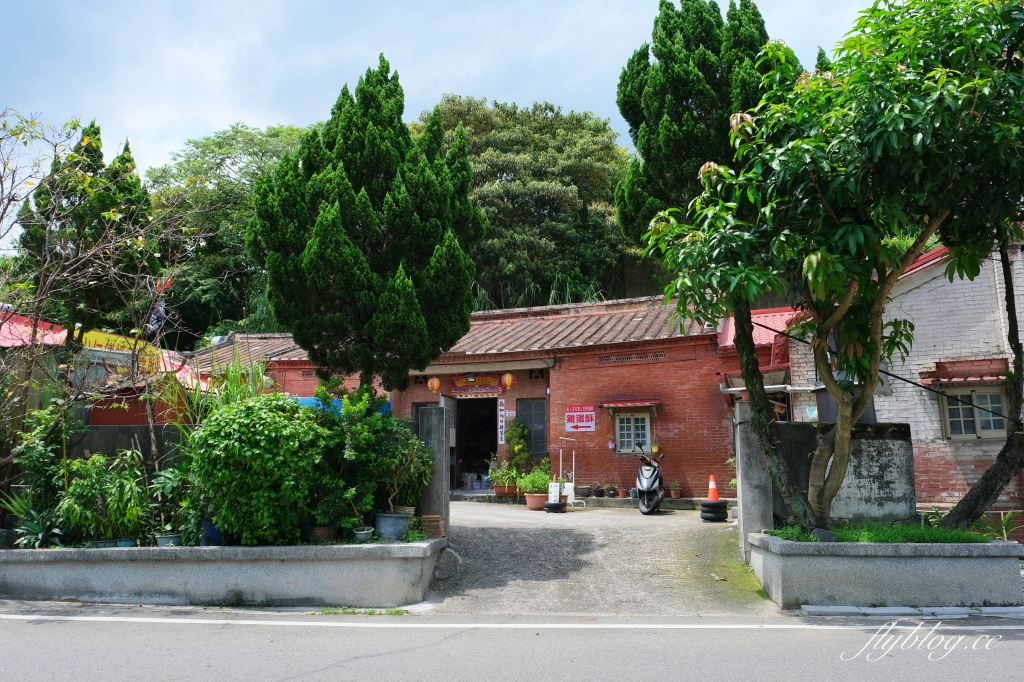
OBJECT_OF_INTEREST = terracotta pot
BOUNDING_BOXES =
[560,495,568,503]
[494,485,517,496]
[619,489,630,498]
[311,526,335,543]
[669,488,682,499]
[524,493,547,510]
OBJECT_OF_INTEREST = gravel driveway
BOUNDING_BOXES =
[428,501,777,617]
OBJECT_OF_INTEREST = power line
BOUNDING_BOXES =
[750,320,1021,428]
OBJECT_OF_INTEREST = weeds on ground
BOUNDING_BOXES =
[307,607,404,616]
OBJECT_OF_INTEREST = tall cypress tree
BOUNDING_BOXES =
[248,55,483,390]
[614,0,771,244]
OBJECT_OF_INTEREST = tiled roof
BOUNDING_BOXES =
[717,307,797,349]
[191,333,310,374]
[442,296,703,357]
[0,313,67,348]
[900,246,949,279]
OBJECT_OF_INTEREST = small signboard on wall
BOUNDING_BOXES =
[498,399,506,444]
[565,404,596,432]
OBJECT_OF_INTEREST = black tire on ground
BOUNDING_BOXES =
[639,491,659,515]
[700,500,728,509]
[700,511,729,522]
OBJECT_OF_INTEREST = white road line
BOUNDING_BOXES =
[1,614,1024,630]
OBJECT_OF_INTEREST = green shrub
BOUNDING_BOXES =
[190,393,330,545]
[56,450,151,543]
[489,459,518,486]
[505,418,532,471]
[517,468,551,494]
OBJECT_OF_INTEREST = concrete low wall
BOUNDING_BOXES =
[0,539,446,608]
[748,533,1023,609]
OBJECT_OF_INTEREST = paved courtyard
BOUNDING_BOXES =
[427,501,777,617]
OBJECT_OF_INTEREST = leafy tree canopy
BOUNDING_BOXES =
[18,122,156,341]
[615,0,773,245]
[413,96,629,309]
[648,0,1024,528]
[147,124,305,349]
[248,55,483,390]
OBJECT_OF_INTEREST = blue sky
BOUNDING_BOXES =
[7,1,866,172]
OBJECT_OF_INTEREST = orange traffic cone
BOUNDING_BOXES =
[707,475,720,501]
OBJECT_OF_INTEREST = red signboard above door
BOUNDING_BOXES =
[449,374,504,397]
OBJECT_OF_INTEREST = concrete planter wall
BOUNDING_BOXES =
[748,533,1023,609]
[0,539,446,607]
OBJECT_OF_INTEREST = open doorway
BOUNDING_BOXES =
[454,397,497,489]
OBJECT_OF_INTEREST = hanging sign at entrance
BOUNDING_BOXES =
[565,404,596,431]
[449,374,504,397]
[498,399,506,445]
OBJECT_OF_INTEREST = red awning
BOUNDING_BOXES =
[600,399,662,408]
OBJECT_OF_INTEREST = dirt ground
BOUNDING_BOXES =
[427,501,778,617]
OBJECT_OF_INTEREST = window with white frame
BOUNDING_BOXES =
[616,413,649,452]
[943,390,1007,439]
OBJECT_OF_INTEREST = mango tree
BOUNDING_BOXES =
[648,0,1024,529]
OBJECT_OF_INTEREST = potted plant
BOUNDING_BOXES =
[375,427,434,540]
[667,481,682,499]
[347,489,374,543]
[518,469,552,510]
[489,459,519,496]
[592,481,605,498]
[605,484,618,498]
[619,486,630,498]
[606,433,616,450]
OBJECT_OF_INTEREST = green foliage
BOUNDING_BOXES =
[768,522,987,544]
[516,468,552,494]
[488,459,519,486]
[504,418,532,470]
[0,492,63,548]
[615,0,771,245]
[56,450,151,542]
[147,124,305,349]
[814,47,832,73]
[189,393,330,545]
[415,96,628,308]
[974,510,1024,542]
[11,407,65,510]
[248,55,483,389]
[18,122,157,339]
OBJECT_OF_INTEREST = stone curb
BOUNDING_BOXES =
[450,493,737,510]
[749,533,1024,558]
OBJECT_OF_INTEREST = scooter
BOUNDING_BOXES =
[634,445,665,515]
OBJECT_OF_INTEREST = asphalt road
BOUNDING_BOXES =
[1,606,1023,681]
[2,503,1022,680]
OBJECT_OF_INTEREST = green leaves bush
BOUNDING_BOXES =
[190,393,330,545]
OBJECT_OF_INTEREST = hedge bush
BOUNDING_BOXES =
[190,393,330,545]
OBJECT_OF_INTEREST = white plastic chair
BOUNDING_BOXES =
[563,482,585,510]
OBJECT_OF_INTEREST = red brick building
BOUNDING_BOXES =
[389,296,790,497]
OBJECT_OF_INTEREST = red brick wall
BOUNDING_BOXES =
[267,362,362,397]
[547,336,735,498]
[913,438,1024,506]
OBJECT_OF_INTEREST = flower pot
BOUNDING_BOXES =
[353,527,374,543]
[0,528,14,549]
[524,493,547,510]
[311,526,336,543]
[629,488,638,499]
[593,488,605,498]
[669,488,682,499]
[115,538,136,548]
[393,505,416,516]
[155,534,182,547]
[607,441,616,450]
[201,520,223,546]
[493,485,517,496]
[374,513,411,540]
[575,486,592,498]
[88,540,117,548]
[651,445,660,453]
[619,489,629,498]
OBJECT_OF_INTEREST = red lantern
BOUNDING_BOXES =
[501,372,516,390]
[427,376,441,393]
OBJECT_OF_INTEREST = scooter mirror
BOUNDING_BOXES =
[658,453,665,461]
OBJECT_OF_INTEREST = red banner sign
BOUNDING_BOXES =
[449,374,504,397]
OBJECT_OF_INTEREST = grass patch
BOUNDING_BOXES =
[308,607,404,616]
[767,522,988,544]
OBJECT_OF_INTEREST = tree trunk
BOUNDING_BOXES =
[732,297,818,530]
[942,236,1024,528]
